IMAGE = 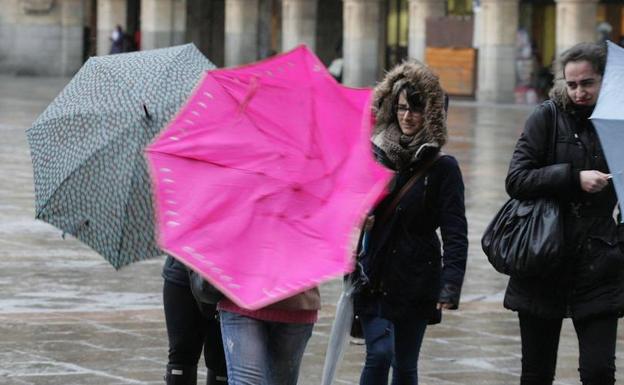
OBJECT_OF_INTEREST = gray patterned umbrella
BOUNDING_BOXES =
[27,44,215,268]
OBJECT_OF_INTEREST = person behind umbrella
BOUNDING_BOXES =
[503,42,624,385]
[353,60,468,385]
[162,256,228,385]
[217,285,320,384]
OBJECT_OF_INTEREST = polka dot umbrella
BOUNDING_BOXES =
[26,44,215,268]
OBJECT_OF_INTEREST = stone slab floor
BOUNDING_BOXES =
[1,75,623,385]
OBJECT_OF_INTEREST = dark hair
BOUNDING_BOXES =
[390,79,425,121]
[560,42,607,78]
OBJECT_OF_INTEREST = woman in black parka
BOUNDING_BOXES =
[353,60,468,385]
[504,42,624,385]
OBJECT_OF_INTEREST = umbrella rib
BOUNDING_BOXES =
[88,58,146,109]
[210,73,308,152]
[36,123,142,218]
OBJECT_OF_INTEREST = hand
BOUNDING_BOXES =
[580,170,610,193]
[436,302,453,310]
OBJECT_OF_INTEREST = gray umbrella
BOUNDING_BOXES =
[591,41,624,220]
[27,44,215,268]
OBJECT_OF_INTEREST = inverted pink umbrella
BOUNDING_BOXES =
[146,45,391,310]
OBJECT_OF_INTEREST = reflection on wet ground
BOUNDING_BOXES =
[1,75,621,385]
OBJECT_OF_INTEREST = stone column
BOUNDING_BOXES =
[61,0,84,75]
[407,0,445,62]
[186,0,225,66]
[225,0,260,66]
[342,0,383,87]
[97,0,127,56]
[141,0,186,50]
[476,0,519,103]
[0,0,85,75]
[282,0,318,51]
[472,0,483,48]
[555,0,599,58]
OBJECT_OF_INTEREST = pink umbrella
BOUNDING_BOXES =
[146,45,391,310]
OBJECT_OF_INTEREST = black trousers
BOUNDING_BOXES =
[163,280,227,376]
[518,312,617,385]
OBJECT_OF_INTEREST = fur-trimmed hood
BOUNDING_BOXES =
[372,60,447,147]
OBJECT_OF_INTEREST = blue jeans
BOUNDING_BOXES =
[359,315,428,385]
[219,311,314,385]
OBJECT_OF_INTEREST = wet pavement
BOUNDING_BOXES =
[1,74,623,385]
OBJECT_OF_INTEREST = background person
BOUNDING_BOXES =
[109,25,125,54]
[353,60,468,385]
[504,42,624,385]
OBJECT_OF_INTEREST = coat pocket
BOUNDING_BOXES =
[585,235,624,280]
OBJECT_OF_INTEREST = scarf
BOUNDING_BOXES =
[376,123,431,169]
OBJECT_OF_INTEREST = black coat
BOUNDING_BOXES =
[503,99,624,320]
[354,145,468,323]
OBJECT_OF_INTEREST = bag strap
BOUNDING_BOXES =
[545,100,558,165]
[377,152,443,226]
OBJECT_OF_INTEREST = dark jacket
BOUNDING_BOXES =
[353,61,468,324]
[503,83,624,320]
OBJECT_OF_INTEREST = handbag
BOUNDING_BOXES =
[188,269,224,305]
[481,100,563,277]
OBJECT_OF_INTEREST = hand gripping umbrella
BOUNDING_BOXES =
[27,44,215,268]
[591,41,624,220]
[146,45,391,310]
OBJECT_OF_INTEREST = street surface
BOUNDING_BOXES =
[1,75,622,385]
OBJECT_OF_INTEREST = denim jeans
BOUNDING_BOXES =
[518,312,618,385]
[219,311,314,385]
[359,314,428,385]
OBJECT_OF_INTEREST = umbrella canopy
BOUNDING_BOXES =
[146,45,391,310]
[591,41,624,219]
[27,44,215,268]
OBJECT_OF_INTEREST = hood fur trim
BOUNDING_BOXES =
[373,60,447,147]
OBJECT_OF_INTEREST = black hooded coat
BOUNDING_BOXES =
[353,61,468,324]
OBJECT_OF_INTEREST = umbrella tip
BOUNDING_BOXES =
[143,104,152,120]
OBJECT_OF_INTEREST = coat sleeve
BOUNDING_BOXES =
[437,156,468,309]
[505,104,576,200]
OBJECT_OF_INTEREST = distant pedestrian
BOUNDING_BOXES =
[217,287,320,385]
[503,42,624,385]
[352,60,468,385]
[110,25,125,54]
[162,256,228,385]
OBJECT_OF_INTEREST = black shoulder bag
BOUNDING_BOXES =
[481,101,564,278]
[189,269,224,305]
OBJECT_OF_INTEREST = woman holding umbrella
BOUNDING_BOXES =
[353,60,468,385]
[503,42,624,385]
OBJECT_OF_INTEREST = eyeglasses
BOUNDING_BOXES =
[396,104,423,115]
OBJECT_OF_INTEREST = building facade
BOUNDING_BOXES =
[1,0,622,102]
